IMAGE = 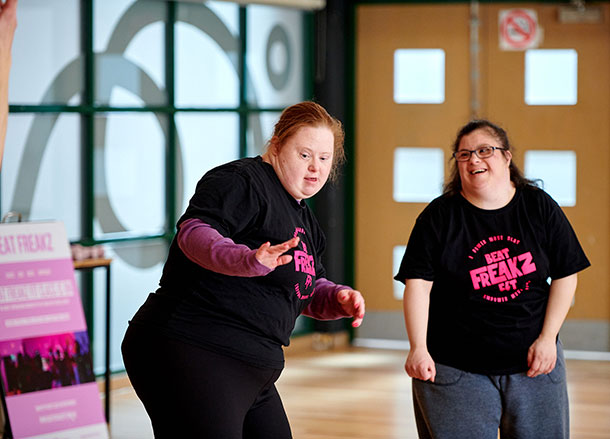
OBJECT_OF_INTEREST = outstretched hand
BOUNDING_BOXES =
[0,0,17,59]
[1,0,17,171]
[336,289,365,327]
[255,237,299,270]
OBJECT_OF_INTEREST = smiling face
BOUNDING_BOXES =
[267,125,334,202]
[457,128,513,195]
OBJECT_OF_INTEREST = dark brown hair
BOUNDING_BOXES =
[268,101,345,181]
[443,119,536,195]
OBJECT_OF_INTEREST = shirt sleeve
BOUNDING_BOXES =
[177,218,271,277]
[541,191,591,279]
[394,201,445,284]
[302,278,352,320]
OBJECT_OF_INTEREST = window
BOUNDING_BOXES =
[393,147,444,203]
[394,49,445,104]
[5,0,310,374]
[524,150,577,206]
[525,49,578,105]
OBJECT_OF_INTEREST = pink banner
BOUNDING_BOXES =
[0,222,108,439]
[6,384,106,438]
[0,259,86,341]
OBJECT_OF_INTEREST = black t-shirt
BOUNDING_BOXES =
[395,186,590,375]
[130,156,327,369]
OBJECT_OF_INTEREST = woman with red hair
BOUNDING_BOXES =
[123,101,365,438]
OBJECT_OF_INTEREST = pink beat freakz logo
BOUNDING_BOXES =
[467,235,537,303]
[293,227,315,300]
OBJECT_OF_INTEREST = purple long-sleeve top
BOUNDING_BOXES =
[177,218,351,320]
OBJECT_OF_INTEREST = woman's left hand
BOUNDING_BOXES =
[336,289,365,327]
[526,336,557,378]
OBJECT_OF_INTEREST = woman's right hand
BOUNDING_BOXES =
[255,237,300,270]
[0,0,17,59]
[405,347,436,382]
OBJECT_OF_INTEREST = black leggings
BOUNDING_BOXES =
[121,324,292,439]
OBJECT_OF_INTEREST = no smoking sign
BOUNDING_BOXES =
[499,9,543,51]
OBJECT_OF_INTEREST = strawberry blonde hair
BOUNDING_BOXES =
[267,101,345,181]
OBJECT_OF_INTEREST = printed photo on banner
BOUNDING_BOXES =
[1,330,95,397]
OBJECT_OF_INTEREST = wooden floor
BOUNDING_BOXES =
[107,347,610,439]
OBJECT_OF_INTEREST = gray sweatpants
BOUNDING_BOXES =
[412,342,569,439]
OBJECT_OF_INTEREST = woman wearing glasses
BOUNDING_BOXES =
[395,119,590,438]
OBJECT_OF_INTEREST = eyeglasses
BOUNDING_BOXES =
[452,146,507,162]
